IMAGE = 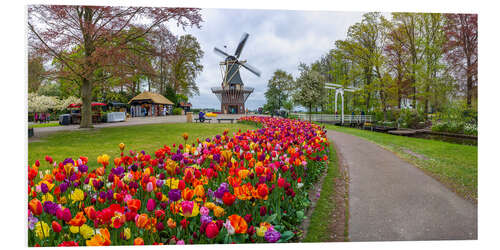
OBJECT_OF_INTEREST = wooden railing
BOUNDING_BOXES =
[293,113,372,123]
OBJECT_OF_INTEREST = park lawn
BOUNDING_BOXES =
[29,121,61,128]
[29,122,256,171]
[325,125,477,201]
[303,144,345,242]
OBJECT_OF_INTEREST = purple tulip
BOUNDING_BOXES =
[264,229,281,243]
[78,164,88,173]
[168,189,181,202]
[40,183,49,194]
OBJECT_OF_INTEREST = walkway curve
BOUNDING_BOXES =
[327,129,477,241]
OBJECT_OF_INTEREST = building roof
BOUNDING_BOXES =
[128,92,174,105]
[179,102,192,107]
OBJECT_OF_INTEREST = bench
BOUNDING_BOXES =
[217,118,235,123]
[194,118,212,123]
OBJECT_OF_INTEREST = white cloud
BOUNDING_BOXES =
[169,8,365,110]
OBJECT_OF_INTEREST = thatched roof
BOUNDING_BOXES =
[128,92,174,105]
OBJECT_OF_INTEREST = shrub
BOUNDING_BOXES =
[172,107,183,115]
[398,109,426,129]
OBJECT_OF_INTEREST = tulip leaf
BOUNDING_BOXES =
[296,210,305,220]
[234,233,248,243]
[264,213,278,223]
[280,231,295,241]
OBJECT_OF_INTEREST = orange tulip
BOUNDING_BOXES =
[228,176,242,187]
[127,199,141,212]
[194,185,205,199]
[237,169,250,179]
[68,212,87,227]
[114,158,121,167]
[135,213,149,228]
[228,214,248,234]
[86,228,111,246]
[84,206,96,220]
[182,132,189,141]
[29,198,43,216]
[96,167,105,176]
[182,188,195,201]
[167,218,177,229]
[134,237,144,245]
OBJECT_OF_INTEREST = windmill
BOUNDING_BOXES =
[211,33,261,114]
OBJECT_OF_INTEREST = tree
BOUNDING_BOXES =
[384,21,411,109]
[37,82,61,97]
[443,14,478,108]
[28,5,202,128]
[167,34,204,97]
[28,53,46,93]
[335,12,387,112]
[264,69,294,112]
[293,64,326,121]
[418,13,447,114]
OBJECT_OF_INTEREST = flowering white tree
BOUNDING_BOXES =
[58,96,82,111]
[28,93,81,112]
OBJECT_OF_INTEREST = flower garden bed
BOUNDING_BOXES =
[27,117,330,246]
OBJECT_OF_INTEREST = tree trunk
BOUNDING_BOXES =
[364,67,372,112]
[80,78,93,128]
[466,59,473,107]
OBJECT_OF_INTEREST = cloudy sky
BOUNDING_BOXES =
[168,8,367,110]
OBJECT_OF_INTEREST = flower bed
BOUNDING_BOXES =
[27,117,329,246]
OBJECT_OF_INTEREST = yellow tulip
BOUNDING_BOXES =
[213,206,225,218]
[35,221,50,239]
[124,228,131,240]
[71,189,84,204]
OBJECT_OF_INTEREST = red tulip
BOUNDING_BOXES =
[52,221,62,233]
[222,192,236,206]
[205,222,219,239]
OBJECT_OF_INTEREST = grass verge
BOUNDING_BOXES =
[29,123,256,171]
[303,143,342,242]
[29,121,61,128]
[325,125,477,202]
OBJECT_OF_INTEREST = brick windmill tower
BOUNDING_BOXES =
[211,33,261,114]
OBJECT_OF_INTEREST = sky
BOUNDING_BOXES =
[167,8,367,110]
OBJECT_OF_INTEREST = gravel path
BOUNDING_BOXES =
[327,130,477,241]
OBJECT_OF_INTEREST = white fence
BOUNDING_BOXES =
[293,113,372,123]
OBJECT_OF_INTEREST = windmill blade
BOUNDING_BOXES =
[234,33,249,58]
[239,61,261,77]
[214,47,230,58]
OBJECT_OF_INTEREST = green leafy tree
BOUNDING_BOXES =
[28,54,46,93]
[167,34,204,96]
[293,64,326,121]
[264,69,294,113]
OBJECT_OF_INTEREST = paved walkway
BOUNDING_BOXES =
[29,114,260,142]
[327,130,477,241]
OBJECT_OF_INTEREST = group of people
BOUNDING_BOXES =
[33,112,51,123]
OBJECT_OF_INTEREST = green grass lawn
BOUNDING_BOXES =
[325,125,478,201]
[29,121,61,128]
[303,144,343,242]
[29,122,256,171]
